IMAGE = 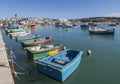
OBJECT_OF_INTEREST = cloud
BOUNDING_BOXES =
[105,13,120,17]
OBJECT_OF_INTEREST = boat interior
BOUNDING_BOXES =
[36,50,79,69]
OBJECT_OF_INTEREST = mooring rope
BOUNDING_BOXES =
[5,46,36,81]
[13,61,27,72]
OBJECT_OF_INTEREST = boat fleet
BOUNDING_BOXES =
[3,17,116,82]
[4,23,83,82]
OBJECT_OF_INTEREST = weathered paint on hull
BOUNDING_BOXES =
[27,48,59,60]
[48,49,58,55]
[36,49,83,82]
[21,37,52,47]
[36,52,82,82]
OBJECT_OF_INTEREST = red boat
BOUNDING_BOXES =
[30,24,36,29]
[21,36,52,47]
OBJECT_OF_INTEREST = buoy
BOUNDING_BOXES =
[86,49,92,56]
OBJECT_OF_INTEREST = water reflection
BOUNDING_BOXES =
[89,34,114,40]
[56,27,73,32]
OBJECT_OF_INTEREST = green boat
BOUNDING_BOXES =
[5,26,26,34]
[26,44,64,60]
[16,34,38,42]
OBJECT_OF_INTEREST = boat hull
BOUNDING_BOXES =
[89,27,115,34]
[36,49,83,82]
[30,24,36,29]
[89,30,114,34]
[26,48,60,60]
[37,56,80,82]
[16,34,37,42]
[80,25,89,29]
[21,37,52,47]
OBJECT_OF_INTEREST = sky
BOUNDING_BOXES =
[0,0,120,19]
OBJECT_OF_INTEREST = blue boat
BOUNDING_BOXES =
[80,24,89,29]
[35,49,83,82]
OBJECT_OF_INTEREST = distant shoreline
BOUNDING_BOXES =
[1,17,120,24]
[70,17,120,23]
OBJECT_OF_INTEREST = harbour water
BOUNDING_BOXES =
[2,24,120,84]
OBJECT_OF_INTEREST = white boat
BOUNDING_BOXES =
[89,27,115,34]
[9,31,31,39]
